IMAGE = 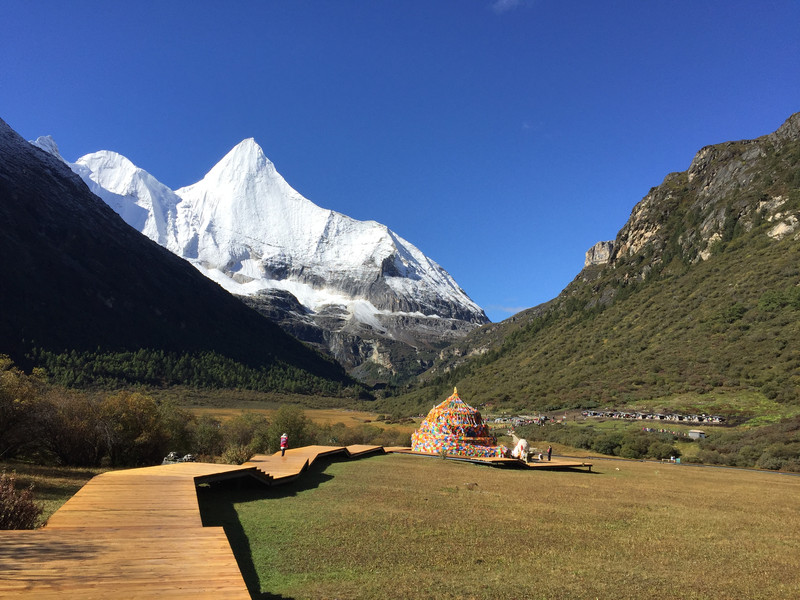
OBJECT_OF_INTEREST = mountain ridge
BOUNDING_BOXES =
[397,112,800,417]
[2,118,353,393]
[40,136,488,381]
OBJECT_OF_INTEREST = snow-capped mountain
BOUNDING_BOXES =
[3,120,349,390]
[33,136,488,380]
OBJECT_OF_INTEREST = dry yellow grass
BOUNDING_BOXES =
[187,406,366,425]
[201,453,800,600]
[188,406,417,434]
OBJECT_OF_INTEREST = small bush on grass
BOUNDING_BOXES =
[221,443,252,465]
[0,470,43,529]
[648,440,681,460]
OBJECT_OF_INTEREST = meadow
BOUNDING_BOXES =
[0,461,106,527]
[198,453,800,600]
[186,405,412,431]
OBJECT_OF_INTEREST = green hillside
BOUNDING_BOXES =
[391,113,800,421]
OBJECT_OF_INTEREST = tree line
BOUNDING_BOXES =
[28,347,364,398]
[518,422,683,462]
[1,355,406,469]
[518,419,800,471]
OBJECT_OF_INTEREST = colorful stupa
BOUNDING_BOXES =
[411,388,508,458]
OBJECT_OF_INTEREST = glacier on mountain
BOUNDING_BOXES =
[31,135,487,362]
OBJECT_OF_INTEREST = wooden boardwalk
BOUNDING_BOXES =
[243,444,385,484]
[0,443,585,598]
[0,445,383,599]
[396,449,593,471]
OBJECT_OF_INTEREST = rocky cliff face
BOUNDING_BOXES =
[609,112,800,277]
[585,241,614,267]
[419,112,800,395]
[581,116,800,275]
[238,289,475,377]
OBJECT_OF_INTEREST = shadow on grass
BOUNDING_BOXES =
[1,463,102,497]
[26,479,91,502]
[197,458,341,600]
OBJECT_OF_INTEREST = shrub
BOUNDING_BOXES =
[755,455,783,470]
[648,441,679,460]
[0,356,44,460]
[193,415,224,457]
[266,405,315,453]
[0,471,43,529]
[99,392,169,467]
[36,389,105,467]
[591,434,622,456]
[221,412,271,454]
[157,400,196,456]
[221,443,252,465]
[314,422,349,446]
[374,428,412,447]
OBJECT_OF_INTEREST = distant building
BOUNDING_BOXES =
[688,429,706,440]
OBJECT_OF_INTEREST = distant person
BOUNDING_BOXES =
[280,433,288,457]
[547,445,552,461]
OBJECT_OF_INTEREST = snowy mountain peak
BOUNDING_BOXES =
[230,137,265,160]
[218,137,271,174]
[31,135,64,162]
[196,138,278,186]
[46,133,487,376]
[72,151,184,249]
[76,150,140,193]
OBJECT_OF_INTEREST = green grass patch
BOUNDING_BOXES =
[199,453,800,599]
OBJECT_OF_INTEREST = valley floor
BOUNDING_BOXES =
[200,452,800,600]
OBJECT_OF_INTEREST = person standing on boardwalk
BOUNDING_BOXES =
[547,445,552,461]
[280,433,288,457]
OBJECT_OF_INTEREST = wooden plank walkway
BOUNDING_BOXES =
[0,445,383,599]
[520,457,593,471]
[0,443,585,598]
[0,527,250,599]
[395,449,593,471]
[243,444,385,483]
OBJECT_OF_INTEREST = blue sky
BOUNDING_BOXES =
[3,1,799,322]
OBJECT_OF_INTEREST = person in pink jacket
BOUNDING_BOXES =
[280,433,288,457]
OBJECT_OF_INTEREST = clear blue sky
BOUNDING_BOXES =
[3,1,799,322]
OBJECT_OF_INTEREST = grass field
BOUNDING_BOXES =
[198,453,800,600]
[0,461,106,527]
[149,386,372,412]
[187,406,410,428]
